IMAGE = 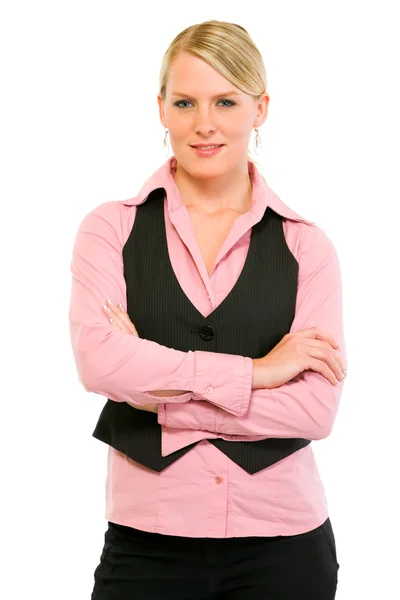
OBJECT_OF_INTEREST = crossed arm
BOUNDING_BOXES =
[69,201,346,442]
[156,221,346,440]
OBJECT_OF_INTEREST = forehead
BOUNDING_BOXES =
[166,52,242,97]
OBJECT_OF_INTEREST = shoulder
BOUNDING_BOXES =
[299,222,338,270]
[286,220,342,292]
[75,199,136,247]
[78,199,121,229]
[283,217,338,266]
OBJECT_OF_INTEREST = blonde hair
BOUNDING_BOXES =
[159,20,267,171]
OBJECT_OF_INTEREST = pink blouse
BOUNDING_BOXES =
[69,156,347,538]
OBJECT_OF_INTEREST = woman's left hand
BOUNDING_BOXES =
[102,299,139,335]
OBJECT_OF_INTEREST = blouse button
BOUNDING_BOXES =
[206,386,213,394]
[215,477,223,484]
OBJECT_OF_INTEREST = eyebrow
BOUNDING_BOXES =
[170,90,241,98]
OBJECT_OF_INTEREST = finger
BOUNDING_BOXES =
[307,345,346,383]
[102,304,131,333]
[115,307,139,336]
[294,327,340,350]
[108,301,139,336]
[118,306,139,335]
[306,339,346,374]
[103,301,139,336]
[307,358,342,386]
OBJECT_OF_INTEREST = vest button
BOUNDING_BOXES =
[199,325,214,341]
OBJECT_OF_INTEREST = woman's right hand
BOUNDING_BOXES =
[252,326,347,390]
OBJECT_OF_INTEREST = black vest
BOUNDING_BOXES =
[92,187,311,474]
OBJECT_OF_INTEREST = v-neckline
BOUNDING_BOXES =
[160,195,265,321]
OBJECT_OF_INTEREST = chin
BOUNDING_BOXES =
[189,164,227,179]
[183,153,230,174]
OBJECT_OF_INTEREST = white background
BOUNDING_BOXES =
[1,1,399,598]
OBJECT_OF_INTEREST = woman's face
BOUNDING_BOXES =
[158,52,269,179]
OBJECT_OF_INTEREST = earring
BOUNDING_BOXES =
[254,127,262,155]
[163,127,170,156]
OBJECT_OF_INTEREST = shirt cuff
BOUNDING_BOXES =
[191,352,253,416]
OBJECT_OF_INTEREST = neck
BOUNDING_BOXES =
[172,159,253,215]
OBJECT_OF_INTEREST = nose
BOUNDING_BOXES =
[194,107,217,137]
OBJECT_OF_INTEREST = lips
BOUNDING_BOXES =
[190,144,224,148]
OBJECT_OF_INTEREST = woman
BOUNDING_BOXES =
[69,19,347,600]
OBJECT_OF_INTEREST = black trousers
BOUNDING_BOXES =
[91,518,340,599]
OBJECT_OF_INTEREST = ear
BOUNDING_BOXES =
[253,92,270,129]
[157,95,166,128]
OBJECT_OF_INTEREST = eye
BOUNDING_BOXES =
[174,100,193,108]
[174,99,236,108]
[217,99,236,107]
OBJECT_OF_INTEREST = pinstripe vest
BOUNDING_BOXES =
[92,187,311,473]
